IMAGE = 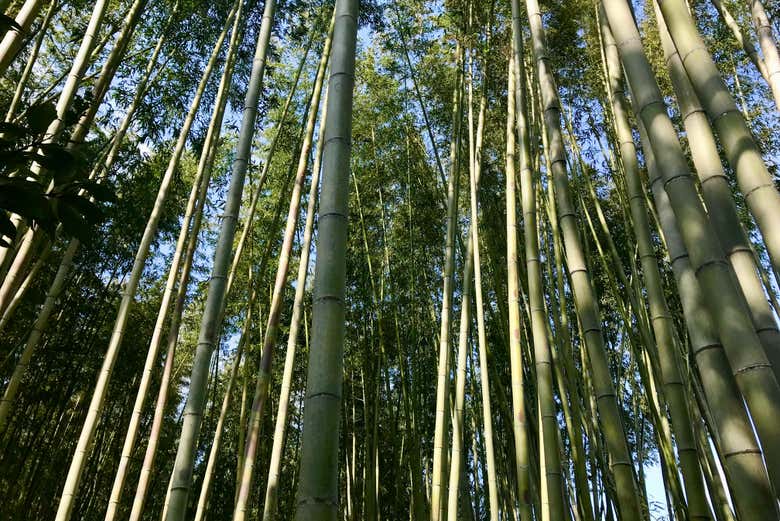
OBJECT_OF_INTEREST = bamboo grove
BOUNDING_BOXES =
[1,0,780,518]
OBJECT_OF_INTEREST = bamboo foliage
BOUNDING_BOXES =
[0,0,111,319]
[0,1,178,433]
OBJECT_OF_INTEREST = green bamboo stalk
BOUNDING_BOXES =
[193,296,253,521]
[127,167,207,521]
[0,236,51,334]
[0,0,44,74]
[605,0,780,500]
[3,0,57,122]
[66,0,148,151]
[293,0,357,518]
[162,0,277,518]
[518,38,567,521]
[690,385,737,521]
[599,11,711,519]
[0,238,74,433]
[103,4,244,518]
[747,0,780,111]
[430,39,464,521]
[709,0,769,82]
[469,103,500,521]
[262,82,329,521]
[656,0,780,276]
[52,5,238,518]
[507,7,533,518]
[575,172,686,521]
[222,30,316,303]
[446,41,488,520]
[636,116,778,519]
[524,1,644,518]
[654,2,780,386]
[541,179,594,521]
[233,13,333,520]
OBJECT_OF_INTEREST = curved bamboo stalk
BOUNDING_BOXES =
[469,94,499,521]
[446,45,487,519]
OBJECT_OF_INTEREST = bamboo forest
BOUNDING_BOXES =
[4,0,780,518]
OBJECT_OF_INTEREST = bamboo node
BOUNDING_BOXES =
[296,495,338,507]
[734,362,772,375]
[743,182,777,201]
[318,211,348,221]
[722,447,762,457]
[306,391,341,401]
[595,392,616,402]
[692,342,721,355]
[699,172,728,185]
[693,259,729,276]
